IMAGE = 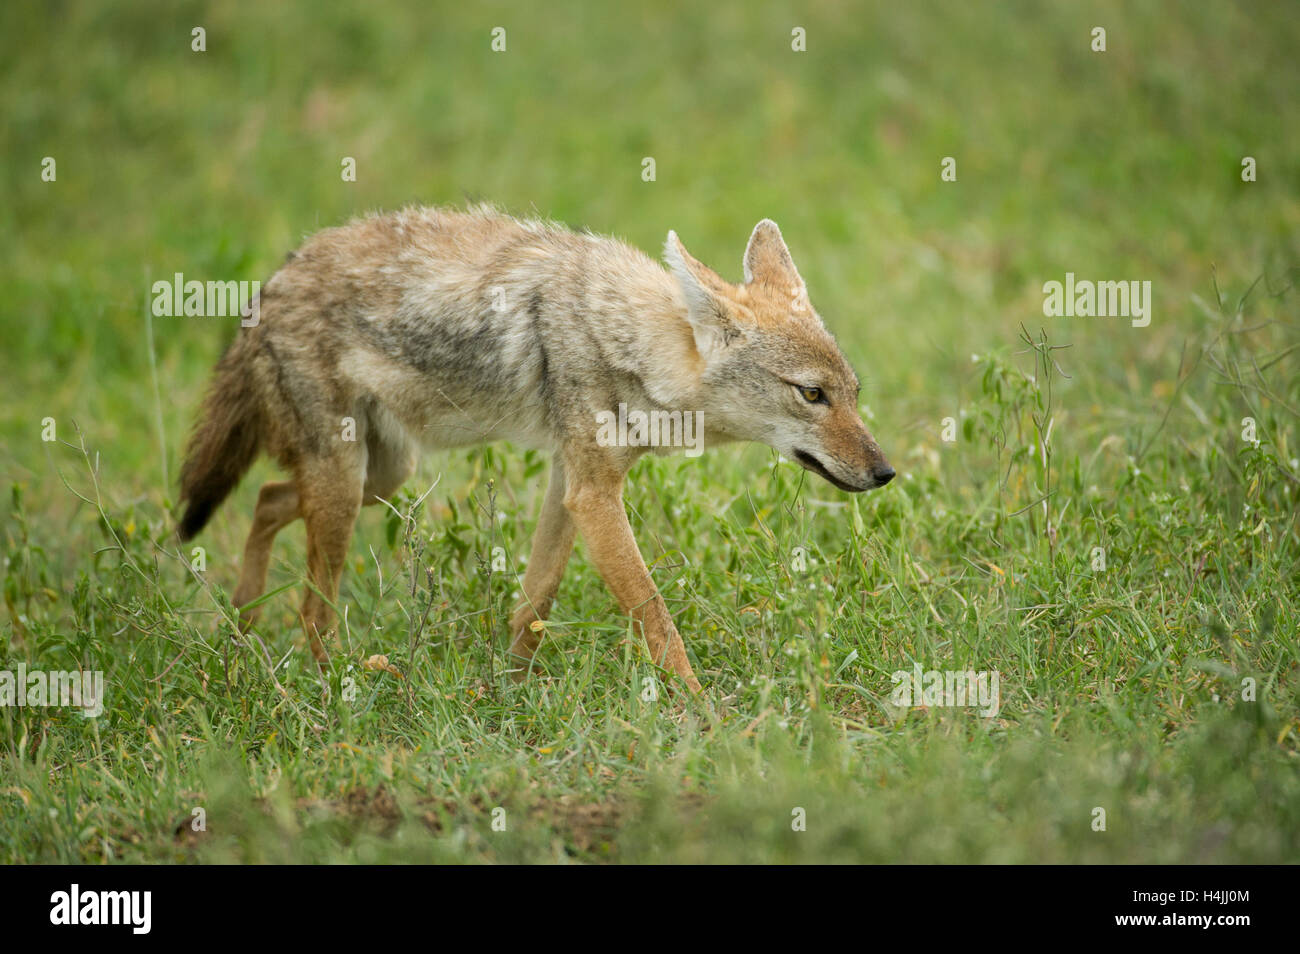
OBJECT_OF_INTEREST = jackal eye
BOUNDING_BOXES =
[798,386,824,404]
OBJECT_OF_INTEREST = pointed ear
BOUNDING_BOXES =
[665,230,742,360]
[743,219,801,285]
[743,219,812,315]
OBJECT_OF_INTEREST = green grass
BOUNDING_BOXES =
[2,0,1298,863]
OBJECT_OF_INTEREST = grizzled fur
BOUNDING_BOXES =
[178,205,892,690]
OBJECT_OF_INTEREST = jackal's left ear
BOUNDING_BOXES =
[665,230,743,360]
[744,220,811,314]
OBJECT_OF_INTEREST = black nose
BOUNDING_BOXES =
[873,466,896,485]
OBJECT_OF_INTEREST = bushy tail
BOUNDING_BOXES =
[177,338,263,541]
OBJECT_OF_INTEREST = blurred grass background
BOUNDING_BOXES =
[1,0,1298,863]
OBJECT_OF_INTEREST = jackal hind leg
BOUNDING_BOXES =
[232,480,301,628]
[297,451,365,667]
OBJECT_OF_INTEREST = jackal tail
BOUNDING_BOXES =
[177,337,263,541]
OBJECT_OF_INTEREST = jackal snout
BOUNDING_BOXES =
[862,438,896,488]
[852,422,895,489]
[793,416,894,493]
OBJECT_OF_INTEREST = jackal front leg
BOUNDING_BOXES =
[564,479,702,693]
[508,458,577,679]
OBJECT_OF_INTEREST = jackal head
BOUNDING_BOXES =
[664,220,894,492]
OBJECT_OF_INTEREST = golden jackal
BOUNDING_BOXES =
[178,205,893,691]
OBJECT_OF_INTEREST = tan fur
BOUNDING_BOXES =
[178,205,892,691]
